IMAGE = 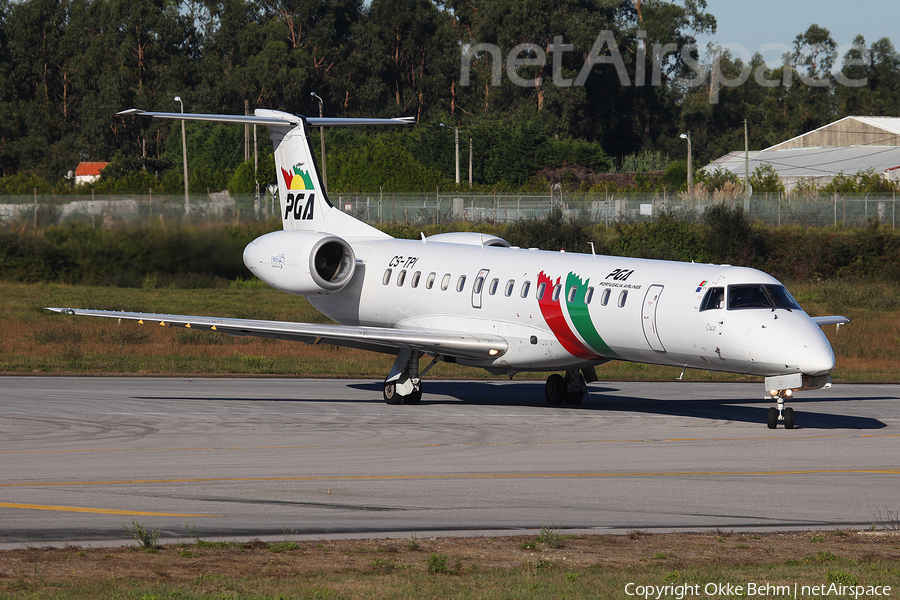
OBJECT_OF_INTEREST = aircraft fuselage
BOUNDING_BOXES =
[300,236,835,379]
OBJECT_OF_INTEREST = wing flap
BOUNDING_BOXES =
[46,308,506,360]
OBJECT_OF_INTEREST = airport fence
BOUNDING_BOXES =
[1,190,897,228]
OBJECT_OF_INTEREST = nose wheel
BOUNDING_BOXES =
[766,392,795,429]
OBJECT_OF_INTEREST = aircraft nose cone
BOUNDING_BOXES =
[243,239,260,273]
[796,325,835,376]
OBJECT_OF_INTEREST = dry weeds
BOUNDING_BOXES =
[1,531,898,588]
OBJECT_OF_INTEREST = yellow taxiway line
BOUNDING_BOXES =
[1,468,899,490]
[0,502,217,517]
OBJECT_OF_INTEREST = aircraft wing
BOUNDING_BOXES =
[811,315,852,327]
[46,308,506,360]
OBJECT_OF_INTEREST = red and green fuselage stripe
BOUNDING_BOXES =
[536,272,600,361]
[536,270,622,362]
[564,272,621,360]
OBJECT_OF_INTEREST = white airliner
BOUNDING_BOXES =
[50,108,850,429]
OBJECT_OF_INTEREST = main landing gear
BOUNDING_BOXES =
[544,369,593,406]
[766,389,795,429]
[382,349,440,405]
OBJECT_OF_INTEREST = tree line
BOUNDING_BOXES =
[1,0,899,193]
[3,207,899,287]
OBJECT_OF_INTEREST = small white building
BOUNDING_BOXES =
[74,162,109,186]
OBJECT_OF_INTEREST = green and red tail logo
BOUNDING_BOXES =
[281,164,314,190]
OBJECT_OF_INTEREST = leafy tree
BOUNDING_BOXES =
[328,133,447,192]
[749,164,784,194]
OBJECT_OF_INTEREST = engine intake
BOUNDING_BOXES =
[243,230,356,296]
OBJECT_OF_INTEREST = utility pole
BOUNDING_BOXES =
[244,100,250,162]
[454,127,460,185]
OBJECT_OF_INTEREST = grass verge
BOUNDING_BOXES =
[0,531,898,599]
[0,280,896,381]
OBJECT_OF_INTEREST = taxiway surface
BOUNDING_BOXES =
[1,377,898,547]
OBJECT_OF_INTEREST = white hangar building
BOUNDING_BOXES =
[705,116,900,192]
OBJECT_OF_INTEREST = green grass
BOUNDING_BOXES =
[4,555,899,599]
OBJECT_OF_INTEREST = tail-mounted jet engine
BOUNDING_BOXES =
[243,230,356,296]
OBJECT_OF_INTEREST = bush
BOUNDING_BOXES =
[505,207,593,252]
[426,553,450,574]
[613,211,707,262]
[702,204,761,265]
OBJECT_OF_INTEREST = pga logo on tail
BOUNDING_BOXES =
[281,164,315,221]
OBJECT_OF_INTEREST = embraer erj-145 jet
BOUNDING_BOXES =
[50,108,850,429]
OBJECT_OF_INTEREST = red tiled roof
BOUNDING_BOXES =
[74,162,109,177]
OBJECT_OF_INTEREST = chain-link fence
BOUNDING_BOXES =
[2,190,897,228]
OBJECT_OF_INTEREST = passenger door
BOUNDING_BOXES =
[641,285,666,352]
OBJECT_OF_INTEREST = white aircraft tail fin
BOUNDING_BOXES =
[117,108,414,239]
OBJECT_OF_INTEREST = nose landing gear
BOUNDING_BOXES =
[766,390,795,429]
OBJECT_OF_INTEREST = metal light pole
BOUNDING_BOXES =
[744,119,751,211]
[468,137,473,187]
[175,96,189,214]
[680,133,693,208]
[310,92,327,193]
[440,123,460,185]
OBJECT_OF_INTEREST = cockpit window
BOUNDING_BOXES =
[728,284,803,311]
[700,287,725,311]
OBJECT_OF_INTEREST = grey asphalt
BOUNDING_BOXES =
[1,376,898,548]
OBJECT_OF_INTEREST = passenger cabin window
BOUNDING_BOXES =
[473,275,484,294]
[426,272,436,289]
[618,290,628,307]
[520,281,531,298]
[567,286,578,303]
[383,269,392,285]
[456,275,466,292]
[551,284,562,302]
[585,287,594,305]
[505,280,515,297]
[441,274,451,291]
[489,278,499,295]
[411,271,421,288]
[700,287,725,311]
[600,288,610,306]
[728,284,803,311]
[396,270,406,286]
[536,282,546,300]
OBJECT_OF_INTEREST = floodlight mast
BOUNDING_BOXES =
[680,133,693,208]
[175,96,189,213]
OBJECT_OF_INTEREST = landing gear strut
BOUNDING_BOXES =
[383,349,440,405]
[545,369,589,406]
[766,390,795,429]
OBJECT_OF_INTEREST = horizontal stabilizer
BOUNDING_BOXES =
[116,109,415,127]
